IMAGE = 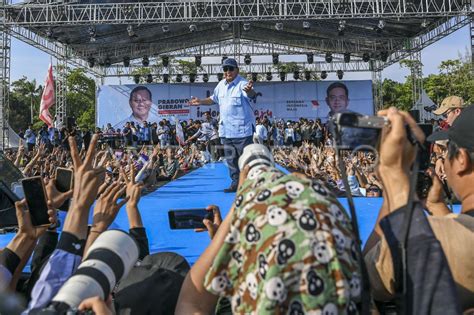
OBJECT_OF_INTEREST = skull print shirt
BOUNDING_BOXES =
[204,166,362,314]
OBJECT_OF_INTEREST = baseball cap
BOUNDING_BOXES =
[222,58,238,68]
[433,95,466,115]
[427,105,474,151]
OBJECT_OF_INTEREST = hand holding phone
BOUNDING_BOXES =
[53,167,74,211]
[168,208,214,230]
[21,177,53,226]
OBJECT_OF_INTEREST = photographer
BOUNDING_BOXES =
[363,107,474,311]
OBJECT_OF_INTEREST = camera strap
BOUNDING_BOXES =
[336,148,371,315]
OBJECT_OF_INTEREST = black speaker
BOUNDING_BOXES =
[0,180,19,231]
[409,110,420,123]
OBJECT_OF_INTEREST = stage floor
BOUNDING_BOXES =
[0,162,461,266]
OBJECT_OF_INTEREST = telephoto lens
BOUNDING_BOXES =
[51,230,139,311]
[238,144,275,176]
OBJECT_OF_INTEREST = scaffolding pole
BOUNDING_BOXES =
[409,50,424,121]
[55,57,67,128]
[0,1,11,151]
[371,69,383,113]
[471,17,473,76]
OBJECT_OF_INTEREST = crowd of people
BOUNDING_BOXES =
[1,54,472,314]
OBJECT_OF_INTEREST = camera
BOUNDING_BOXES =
[33,230,139,315]
[238,144,275,173]
[332,112,387,150]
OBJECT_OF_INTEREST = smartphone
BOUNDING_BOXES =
[333,113,386,150]
[56,168,73,211]
[0,152,25,197]
[168,208,213,230]
[21,177,50,226]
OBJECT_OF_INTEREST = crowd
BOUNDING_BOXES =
[1,88,473,314]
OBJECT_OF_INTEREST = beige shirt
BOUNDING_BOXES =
[364,212,474,311]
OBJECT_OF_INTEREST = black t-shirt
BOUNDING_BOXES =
[123,127,133,141]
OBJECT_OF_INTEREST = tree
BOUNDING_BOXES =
[9,76,42,132]
[66,68,96,129]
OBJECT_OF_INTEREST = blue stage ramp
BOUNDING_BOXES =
[0,162,461,266]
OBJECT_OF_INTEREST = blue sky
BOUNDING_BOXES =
[10,25,470,85]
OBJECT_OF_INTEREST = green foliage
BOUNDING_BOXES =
[273,62,302,73]
[8,67,96,132]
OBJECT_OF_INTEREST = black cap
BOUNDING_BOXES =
[427,105,474,151]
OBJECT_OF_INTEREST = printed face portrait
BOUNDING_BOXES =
[326,84,349,114]
[129,87,152,120]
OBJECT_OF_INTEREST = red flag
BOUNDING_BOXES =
[39,64,55,127]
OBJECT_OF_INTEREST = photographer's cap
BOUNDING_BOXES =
[433,95,466,115]
[427,105,474,151]
[222,58,238,68]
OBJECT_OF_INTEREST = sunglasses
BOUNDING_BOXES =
[223,66,235,72]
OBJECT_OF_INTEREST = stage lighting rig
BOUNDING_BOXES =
[127,25,135,37]
[222,56,228,64]
[306,53,314,64]
[88,26,96,42]
[280,71,286,81]
[338,20,346,36]
[275,23,283,31]
[142,56,149,67]
[302,21,310,29]
[376,20,385,33]
[176,74,182,83]
[293,71,300,80]
[202,73,209,82]
[272,53,279,65]
[217,73,224,81]
[162,25,170,33]
[162,56,169,67]
[344,53,351,63]
[104,58,111,67]
[163,74,169,83]
[221,22,230,31]
[304,70,311,81]
[244,54,252,65]
[87,58,95,68]
[251,73,258,82]
[195,55,202,67]
[336,70,344,80]
[189,73,196,83]
[46,28,53,38]
[325,53,333,63]
[146,74,153,83]
[380,51,389,62]
[133,74,140,84]
[266,72,272,81]
[243,23,251,31]
[189,24,198,33]
[320,71,328,79]
[362,53,371,62]
[123,57,130,67]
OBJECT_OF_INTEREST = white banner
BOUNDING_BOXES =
[97,80,373,129]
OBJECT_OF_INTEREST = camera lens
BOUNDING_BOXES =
[238,144,275,174]
[51,230,139,309]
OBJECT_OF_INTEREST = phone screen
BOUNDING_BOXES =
[56,168,73,211]
[22,177,50,226]
[168,208,212,230]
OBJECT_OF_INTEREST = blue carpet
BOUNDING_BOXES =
[0,162,461,266]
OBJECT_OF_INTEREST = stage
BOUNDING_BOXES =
[0,162,461,266]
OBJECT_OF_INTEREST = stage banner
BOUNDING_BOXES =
[97,80,373,128]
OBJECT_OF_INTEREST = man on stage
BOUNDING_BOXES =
[190,58,256,192]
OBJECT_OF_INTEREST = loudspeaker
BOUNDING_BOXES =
[0,180,19,231]
[409,110,420,123]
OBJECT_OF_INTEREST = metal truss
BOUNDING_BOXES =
[377,15,472,70]
[7,25,103,76]
[408,50,425,118]
[55,57,67,128]
[371,70,383,112]
[70,37,400,62]
[3,0,470,26]
[471,17,473,75]
[100,60,380,77]
[0,4,10,150]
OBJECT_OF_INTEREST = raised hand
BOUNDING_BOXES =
[189,96,201,106]
[91,182,128,233]
[45,178,74,210]
[243,80,254,93]
[194,205,223,239]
